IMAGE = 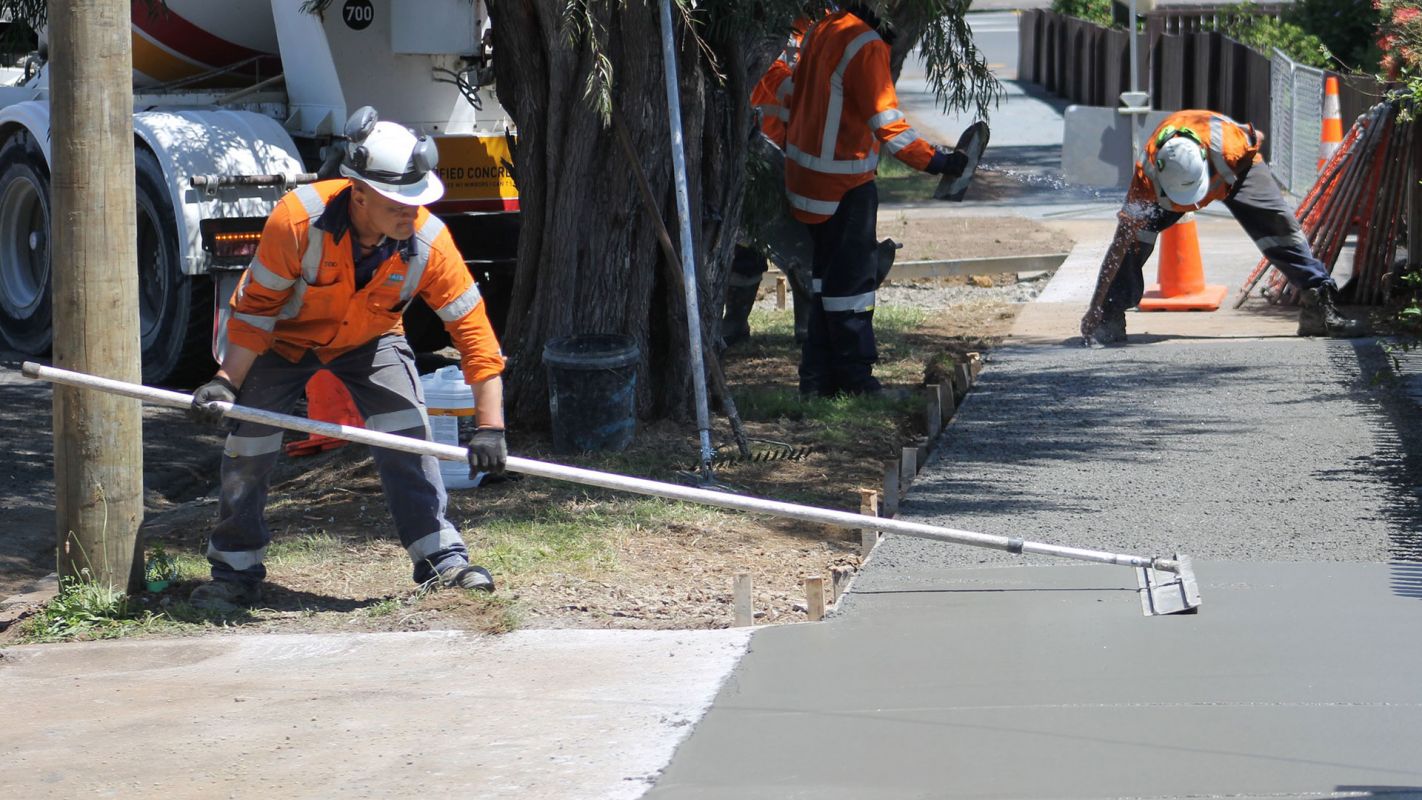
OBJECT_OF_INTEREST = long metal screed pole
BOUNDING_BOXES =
[21,362,1201,615]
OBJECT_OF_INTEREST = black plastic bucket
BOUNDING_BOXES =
[543,333,639,453]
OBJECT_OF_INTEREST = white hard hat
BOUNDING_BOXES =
[1154,136,1209,207]
[339,108,444,206]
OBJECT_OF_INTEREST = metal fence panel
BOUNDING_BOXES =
[1270,50,1295,192]
[1291,64,1323,192]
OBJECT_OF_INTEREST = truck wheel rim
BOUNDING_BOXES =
[0,171,47,319]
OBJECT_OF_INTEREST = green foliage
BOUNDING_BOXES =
[144,544,180,585]
[1286,0,1383,71]
[1378,0,1422,76]
[1050,0,1115,27]
[1220,4,1333,68]
[20,571,166,643]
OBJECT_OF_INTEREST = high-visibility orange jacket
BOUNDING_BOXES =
[751,56,795,147]
[227,179,505,385]
[750,21,808,148]
[784,9,938,224]
[1128,110,1264,216]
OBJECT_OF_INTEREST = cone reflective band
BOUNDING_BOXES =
[1319,76,1343,171]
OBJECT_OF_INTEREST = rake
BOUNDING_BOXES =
[21,362,1202,616]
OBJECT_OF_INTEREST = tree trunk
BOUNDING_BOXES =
[489,0,760,426]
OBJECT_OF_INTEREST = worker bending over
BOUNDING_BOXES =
[1081,109,1365,344]
[785,3,981,396]
[187,107,507,611]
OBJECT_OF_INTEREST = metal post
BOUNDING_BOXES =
[657,0,715,480]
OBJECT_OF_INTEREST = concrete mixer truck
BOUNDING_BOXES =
[0,0,518,382]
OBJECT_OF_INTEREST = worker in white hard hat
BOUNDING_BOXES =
[185,107,507,611]
[1081,109,1365,345]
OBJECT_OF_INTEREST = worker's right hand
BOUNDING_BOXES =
[189,376,237,426]
[925,146,966,176]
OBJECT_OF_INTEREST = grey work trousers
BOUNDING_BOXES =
[209,334,467,587]
[1104,159,1334,314]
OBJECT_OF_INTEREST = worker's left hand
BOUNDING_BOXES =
[189,376,237,426]
[468,427,507,475]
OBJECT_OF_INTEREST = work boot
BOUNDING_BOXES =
[1087,309,1128,345]
[1297,285,1367,338]
[720,283,761,348]
[436,563,495,592]
[189,579,260,612]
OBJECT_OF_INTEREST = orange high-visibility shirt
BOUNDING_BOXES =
[751,20,809,147]
[1128,110,1263,216]
[784,10,938,223]
[226,179,505,385]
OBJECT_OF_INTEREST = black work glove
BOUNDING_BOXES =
[468,427,507,476]
[925,146,968,176]
[189,376,237,426]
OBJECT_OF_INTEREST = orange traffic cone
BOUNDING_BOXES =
[284,369,365,457]
[1137,213,1228,311]
[1318,76,1342,171]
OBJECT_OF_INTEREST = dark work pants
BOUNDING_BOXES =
[209,334,468,587]
[1105,159,1334,314]
[800,181,880,395]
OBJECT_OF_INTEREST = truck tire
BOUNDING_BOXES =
[136,148,212,384]
[0,131,52,355]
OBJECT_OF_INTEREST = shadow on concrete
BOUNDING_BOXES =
[1343,340,1422,574]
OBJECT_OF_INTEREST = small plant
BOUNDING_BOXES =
[20,570,163,643]
[144,544,180,591]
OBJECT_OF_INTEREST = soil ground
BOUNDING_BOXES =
[0,209,1074,643]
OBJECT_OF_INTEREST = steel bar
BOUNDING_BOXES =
[21,362,1196,581]
[190,173,318,188]
[656,0,715,481]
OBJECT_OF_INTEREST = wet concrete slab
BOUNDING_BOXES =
[646,562,1422,800]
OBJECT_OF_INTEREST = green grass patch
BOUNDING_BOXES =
[875,154,940,205]
[266,532,347,567]
[469,498,725,577]
[18,572,182,643]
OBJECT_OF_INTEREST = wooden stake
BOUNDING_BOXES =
[967,351,982,378]
[733,573,753,627]
[881,461,899,517]
[831,566,852,602]
[858,489,879,557]
[776,274,787,309]
[805,576,826,621]
[938,381,955,422]
[50,0,144,593]
[954,362,972,396]
[925,387,942,439]
[901,446,917,486]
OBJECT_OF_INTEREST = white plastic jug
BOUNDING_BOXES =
[421,365,481,490]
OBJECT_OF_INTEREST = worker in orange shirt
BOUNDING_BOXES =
[1081,110,1365,344]
[723,20,808,348]
[186,108,506,611]
[785,4,985,396]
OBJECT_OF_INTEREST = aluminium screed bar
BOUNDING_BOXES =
[22,362,1198,608]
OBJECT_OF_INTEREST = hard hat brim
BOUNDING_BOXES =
[340,164,445,206]
[1161,176,1208,207]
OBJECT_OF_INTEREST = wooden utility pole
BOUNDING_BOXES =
[49,0,144,593]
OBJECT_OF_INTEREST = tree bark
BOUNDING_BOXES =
[489,0,762,425]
